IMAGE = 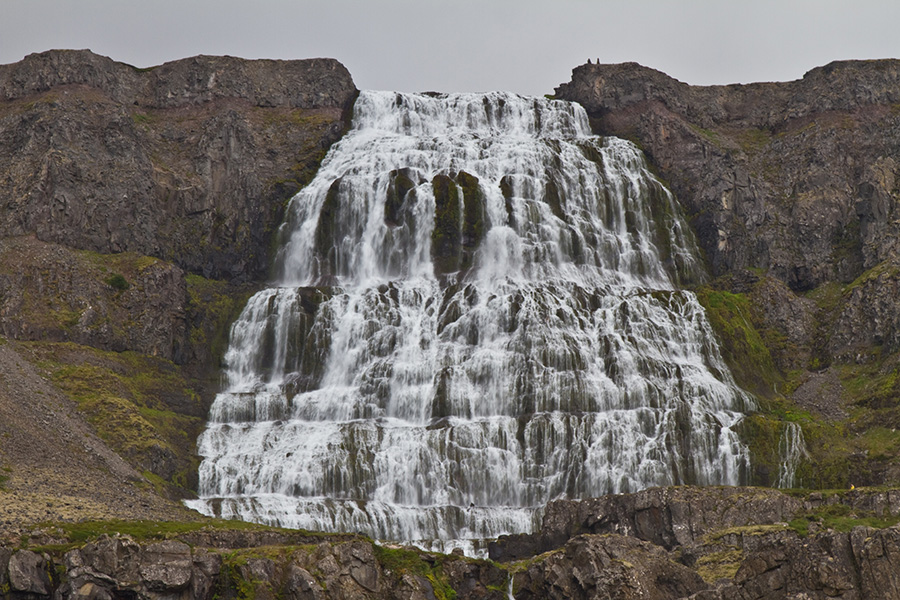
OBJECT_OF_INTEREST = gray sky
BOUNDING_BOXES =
[2,0,899,96]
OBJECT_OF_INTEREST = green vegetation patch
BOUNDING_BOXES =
[788,502,900,537]
[27,518,273,553]
[695,287,781,396]
[688,123,725,147]
[696,549,744,583]
[25,341,205,495]
[735,128,772,154]
[185,273,254,368]
[104,273,130,291]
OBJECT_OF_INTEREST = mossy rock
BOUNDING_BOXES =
[432,174,463,276]
[695,287,781,397]
[313,178,343,281]
[385,168,419,227]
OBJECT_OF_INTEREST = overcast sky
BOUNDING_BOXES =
[3,0,899,96]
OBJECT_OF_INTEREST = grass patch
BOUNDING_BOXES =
[27,518,274,553]
[788,503,900,537]
[696,549,743,583]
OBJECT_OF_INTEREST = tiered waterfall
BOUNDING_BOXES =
[186,91,753,554]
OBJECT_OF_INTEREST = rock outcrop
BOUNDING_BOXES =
[555,60,900,359]
[555,60,900,289]
[4,487,900,600]
[0,49,357,282]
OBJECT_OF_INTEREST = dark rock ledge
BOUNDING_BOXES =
[4,486,900,600]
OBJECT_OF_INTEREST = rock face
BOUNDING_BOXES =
[0,50,356,505]
[5,487,900,600]
[501,486,900,600]
[6,530,512,600]
[0,49,357,282]
[555,60,900,361]
[555,60,900,290]
[0,236,187,361]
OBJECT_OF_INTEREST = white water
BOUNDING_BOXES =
[776,422,807,488]
[187,91,753,554]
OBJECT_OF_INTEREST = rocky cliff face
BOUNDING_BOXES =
[0,49,356,282]
[557,60,900,489]
[0,50,356,508]
[555,60,900,292]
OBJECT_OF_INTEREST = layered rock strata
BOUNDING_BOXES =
[555,60,900,362]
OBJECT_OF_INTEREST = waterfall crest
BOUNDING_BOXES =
[186,91,753,554]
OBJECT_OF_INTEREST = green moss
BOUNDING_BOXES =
[457,171,485,272]
[735,128,772,154]
[788,502,900,537]
[104,273,130,291]
[431,174,462,275]
[696,287,781,396]
[735,413,783,486]
[689,123,724,147]
[696,549,744,583]
[373,545,457,600]
[185,273,254,368]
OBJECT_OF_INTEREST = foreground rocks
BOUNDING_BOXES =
[1,487,899,600]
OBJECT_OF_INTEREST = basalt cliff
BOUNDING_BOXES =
[1,49,900,599]
[555,60,900,490]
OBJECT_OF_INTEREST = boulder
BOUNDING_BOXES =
[8,549,52,595]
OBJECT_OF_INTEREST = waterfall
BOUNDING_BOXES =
[185,91,753,555]
[776,422,807,488]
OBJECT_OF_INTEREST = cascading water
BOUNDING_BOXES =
[776,422,807,489]
[186,90,754,554]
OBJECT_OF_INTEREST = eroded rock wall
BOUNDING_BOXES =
[0,50,356,501]
[555,60,900,362]
[0,49,356,283]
